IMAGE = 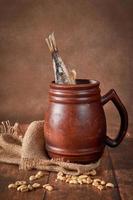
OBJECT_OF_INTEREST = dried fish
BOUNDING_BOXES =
[45,33,76,84]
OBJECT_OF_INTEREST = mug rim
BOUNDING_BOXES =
[50,79,100,89]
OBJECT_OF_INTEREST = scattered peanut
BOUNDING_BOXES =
[27,184,33,191]
[45,185,54,191]
[43,184,54,191]
[37,171,44,176]
[101,180,106,185]
[57,172,66,181]
[69,180,78,184]
[17,185,27,192]
[66,174,71,178]
[82,178,88,184]
[43,184,50,188]
[78,175,88,179]
[97,185,104,191]
[93,179,101,183]
[7,169,114,194]
[32,183,41,189]
[57,172,64,176]
[21,186,29,193]
[57,176,66,181]
[15,181,27,186]
[77,179,83,184]
[35,174,41,179]
[92,181,99,187]
[35,171,44,179]
[8,183,17,189]
[55,170,114,192]
[106,182,114,188]
[29,175,36,181]
[86,177,93,184]
[71,175,78,180]
[66,178,71,183]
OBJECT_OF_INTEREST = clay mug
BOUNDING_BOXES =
[44,79,128,163]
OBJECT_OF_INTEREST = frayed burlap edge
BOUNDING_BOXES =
[20,158,100,175]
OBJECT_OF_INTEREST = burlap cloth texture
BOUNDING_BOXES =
[0,120,100,175]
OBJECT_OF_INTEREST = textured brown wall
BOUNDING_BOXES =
[0,0,132,125]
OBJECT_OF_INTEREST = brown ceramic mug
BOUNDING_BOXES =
[44,79,128,163]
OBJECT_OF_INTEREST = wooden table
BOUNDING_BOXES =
[0,125,133,200]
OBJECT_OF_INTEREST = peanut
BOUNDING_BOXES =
[57,172,64,176]
[86,177,93,184]
[93,179,101,183]
[82,178,87,184]
[15,181,27,186]
[78,175,88,179]
[97,185,104,191]
[43,184,50,188]
[101,180,106,185]
[77,179,83,184]
[69,179,78,184]
[29,175,36,181]
[66,178,71,183]
[45,185,54,191]
[66,175,71,178]
[57,176,66,181]
[35,171,44,179]
[106,182,114,188]
[92,181,99,187]
[8,183,17,189]
[71,176,78,180]
[27,184,33,191]
[17,185,27,192]
[21,186,29,192]
[32,183,41,189]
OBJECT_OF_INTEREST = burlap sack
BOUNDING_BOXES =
[0,121,100,175]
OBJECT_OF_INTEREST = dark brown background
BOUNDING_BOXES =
[0,0,132,129]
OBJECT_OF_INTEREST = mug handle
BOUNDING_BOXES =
[101,89,128,147]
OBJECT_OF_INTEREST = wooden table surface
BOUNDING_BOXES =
[0,125,133,200]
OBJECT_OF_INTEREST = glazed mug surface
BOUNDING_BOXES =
[44,79,128,163]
